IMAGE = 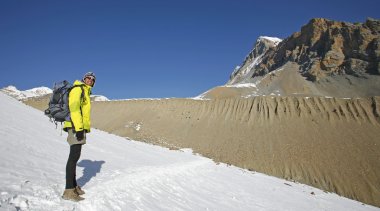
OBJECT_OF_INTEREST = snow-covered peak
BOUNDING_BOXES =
[0,85,52,100]
[227,36,283,85]
[1,85,114,102]
[3,85,18,92]
[91,95,110,101]
[257,36,282,45]
[25,87,53,96]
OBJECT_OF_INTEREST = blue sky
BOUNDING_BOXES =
[1,0,379,99]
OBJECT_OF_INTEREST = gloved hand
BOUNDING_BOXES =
[76,130,85,141]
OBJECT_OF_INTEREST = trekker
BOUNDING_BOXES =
[62,72,96,202]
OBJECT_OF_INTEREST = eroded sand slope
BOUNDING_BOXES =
[90,97,380,207]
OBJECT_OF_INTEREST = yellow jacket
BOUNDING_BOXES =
[63,80,92,132]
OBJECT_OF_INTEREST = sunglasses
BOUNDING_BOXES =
[85,76,95,81]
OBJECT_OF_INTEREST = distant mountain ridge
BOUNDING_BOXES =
[0,85,52,100]
[201,17,380,99]
[0,85,109,102]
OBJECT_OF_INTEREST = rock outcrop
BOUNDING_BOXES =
[255,18,380,81]
[228,36,282,85]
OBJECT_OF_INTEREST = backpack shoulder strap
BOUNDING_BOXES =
[69,84,85,101]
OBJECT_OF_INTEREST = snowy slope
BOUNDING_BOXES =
[0,92,378,211]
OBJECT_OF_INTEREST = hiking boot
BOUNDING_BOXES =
[62,188,84,202]
[75,186,85,195]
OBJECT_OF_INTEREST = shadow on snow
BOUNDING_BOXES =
[77,159,105,187]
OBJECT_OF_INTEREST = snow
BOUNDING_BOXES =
[125,121,142,131]
[192,91,211,100]
[232,54,264,81]
[0,85,52,100]
[25,87,53,96]
[230,65,241,77]
[2,85,112,102]
[113,98,174,101]
[91,95,110,101]
[224,83,257,88]
[258,36,282,45]
[0,92,378,211]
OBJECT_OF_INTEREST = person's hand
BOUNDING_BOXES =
[76,130,85,141]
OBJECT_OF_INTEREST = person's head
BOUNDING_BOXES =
[82,72,96,87]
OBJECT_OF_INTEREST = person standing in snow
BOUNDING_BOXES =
[62,72,96,202]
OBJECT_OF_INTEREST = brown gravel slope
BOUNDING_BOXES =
[90,97,380,207]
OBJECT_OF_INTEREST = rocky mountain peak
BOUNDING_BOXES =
[252,36,282,58]
[364,17,380,33]
[257,17,380,81]
[227,36,282,85]
[202,18,380,99]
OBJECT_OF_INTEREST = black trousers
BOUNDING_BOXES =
[66,144,82,189]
